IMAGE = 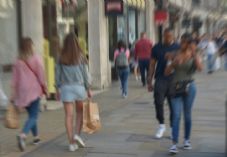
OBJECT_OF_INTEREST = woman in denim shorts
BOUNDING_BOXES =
[55,33,92,152]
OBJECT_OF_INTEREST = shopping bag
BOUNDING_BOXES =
[83,100,101,134]
[4,102,19,129]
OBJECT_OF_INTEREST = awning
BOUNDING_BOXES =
[123,0,145,10]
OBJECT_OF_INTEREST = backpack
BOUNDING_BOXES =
[115,50,128,68]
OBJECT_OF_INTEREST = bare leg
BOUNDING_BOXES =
[134,66,138,79]
[63,102,74,144]
[75,101,83,135]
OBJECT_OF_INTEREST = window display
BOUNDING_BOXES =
[0,0,18,65]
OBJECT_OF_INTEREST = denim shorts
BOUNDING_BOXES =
[60,84,87,102]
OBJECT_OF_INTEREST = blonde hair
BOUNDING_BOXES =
[60,33,87,65]
[19,37,34,60]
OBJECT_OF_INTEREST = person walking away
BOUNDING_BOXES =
[165,34,203,154]
[135,32,152,86]
[147,28,180,139]
[204,37,217,74]
[114,40,130,98]
[55,33,92,152]
[10,38,48,152]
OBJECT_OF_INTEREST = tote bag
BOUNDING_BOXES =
[5,102,19,129]
[83,100,101,134]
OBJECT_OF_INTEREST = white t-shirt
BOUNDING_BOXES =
[205,41,217,55]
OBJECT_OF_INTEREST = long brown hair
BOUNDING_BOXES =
[60,33,87,65]
[19,37,34,60]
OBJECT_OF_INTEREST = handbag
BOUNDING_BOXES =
[169,80,192,98]
[22,61,46,95]
[83,99,101,134]
[4,102,19,129]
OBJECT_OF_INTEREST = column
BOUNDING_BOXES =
[145,0,156,43]
[87,0,111,89]
[21,0,43,54]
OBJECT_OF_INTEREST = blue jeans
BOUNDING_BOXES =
[22,98,40,136]
[118,67,129,95]
[207,54,215,72]
[138,59,150,86]
[171,82,196,143]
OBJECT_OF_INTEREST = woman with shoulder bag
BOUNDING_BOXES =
[55,33,92,152]
[165,33,203,154]
[11,38,48,152]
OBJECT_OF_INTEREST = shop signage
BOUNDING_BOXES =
[105,0,124,16]
[154,10,168,25]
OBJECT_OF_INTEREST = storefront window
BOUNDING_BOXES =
[43,0,88,59]
[117,16,127,42]
[138,11,146,37]
[128,9,136,46]
[0,0,18,65]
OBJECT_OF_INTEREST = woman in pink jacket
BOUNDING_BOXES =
[11,38,47,152]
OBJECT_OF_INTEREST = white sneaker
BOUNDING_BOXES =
[183,140,192,150]
[69,144,78,152]
[122,94,127,99]
[155,124,166,139]
[74,135,85,148]
[169,144,178,154]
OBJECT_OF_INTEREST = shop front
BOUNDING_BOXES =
[0,0,18,67]
[42,0,88,95]
[106,0,146,61]
[42,0,88,60]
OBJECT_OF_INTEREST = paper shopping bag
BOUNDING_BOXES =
[4,102,19,129]
[83,100,101,134]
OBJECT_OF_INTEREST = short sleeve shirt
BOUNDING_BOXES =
[151,43,180,80]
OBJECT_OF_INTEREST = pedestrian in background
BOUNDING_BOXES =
[204,36,217,74]
[55,33,92,152]
[147,28,180,139]
[165,33,203,154]
[135,32,152,87]
[114,40,130,98]
[11,38,47,152]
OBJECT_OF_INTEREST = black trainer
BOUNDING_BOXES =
[33,138,41,145]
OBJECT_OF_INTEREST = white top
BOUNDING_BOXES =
[205,41,217,55]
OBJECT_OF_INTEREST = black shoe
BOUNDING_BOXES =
[208,71,213,74]
[17,135,26,152]
[33,138,41,145]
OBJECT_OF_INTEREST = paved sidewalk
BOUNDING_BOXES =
[0,71,226,157]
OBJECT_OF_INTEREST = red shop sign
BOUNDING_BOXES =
[154,10,168,25]
[105,0,124,16]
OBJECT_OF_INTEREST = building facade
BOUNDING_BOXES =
[0,0,157,89]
